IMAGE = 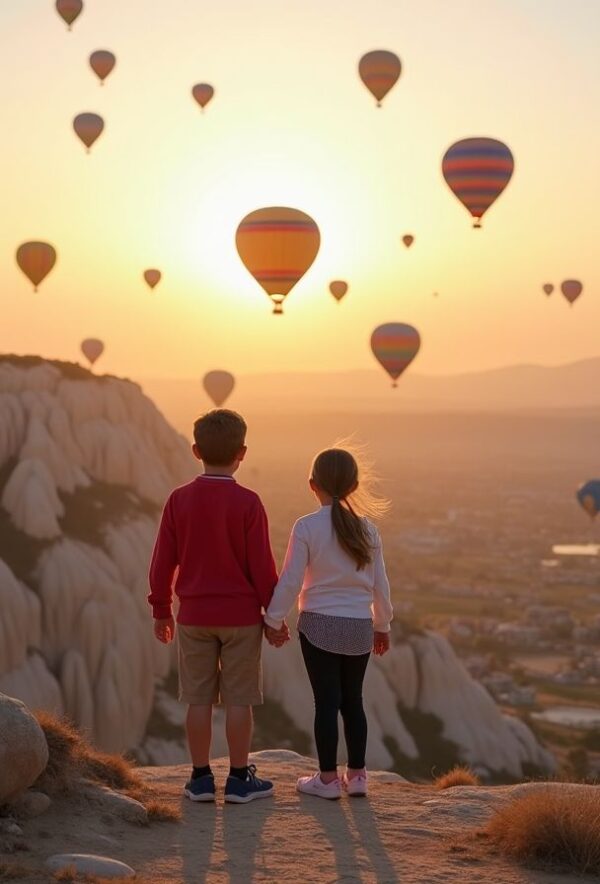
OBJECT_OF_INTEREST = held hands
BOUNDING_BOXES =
[154,617,175,644]
[373,631,390,656]
[264,621,290,648]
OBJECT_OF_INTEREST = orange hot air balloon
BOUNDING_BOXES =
[442,138,514,228]
[16,242,57,291]
[561,279,583,305]
[89,51,116,85]
[56,0,83,29]
[371,323,420,388]
[203,370,235,407]
[329,280,348,302]
[236,207,320,314]
[143,269,162,289]
[402,234,414,248]
[358,50,401,107]
[192,84,215,111]
[542,283,554,296]
[73,113,104,152]
[81,338,104,367]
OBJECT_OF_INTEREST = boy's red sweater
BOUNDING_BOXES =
[148,476,278,626]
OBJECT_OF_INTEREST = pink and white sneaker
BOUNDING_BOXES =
[296,773,342,800]
[343,772,368,797]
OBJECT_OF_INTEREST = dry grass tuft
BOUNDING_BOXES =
[0,861,33,880]
[434,765,480,790]
[34,711,142,796]
[144,799,182,823]
[53,865,78,881]
[487,788,600,875]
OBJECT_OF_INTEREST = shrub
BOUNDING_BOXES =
[487,788,600,875]
[434,765,480,790]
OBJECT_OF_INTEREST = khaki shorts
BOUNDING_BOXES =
[177,623,263,706]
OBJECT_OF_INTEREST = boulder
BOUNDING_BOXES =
[0,693,48,804]
[46,854,136,879]
[9,789,51,818]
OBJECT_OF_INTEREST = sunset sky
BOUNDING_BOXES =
[2,0,599,382]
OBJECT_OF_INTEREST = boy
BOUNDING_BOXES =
[148,409,283,803]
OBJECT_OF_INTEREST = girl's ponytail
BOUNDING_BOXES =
[311,447,386,570]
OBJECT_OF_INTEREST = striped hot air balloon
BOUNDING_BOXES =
[561,279,583,305]
[203,370,235,407]
[16,241,57,291]
[329,280,348,302]
[81,338,104,367]
[358,50,401,107]
[89,50,116,85]
[542,283,554,296]
[442,138,514,228]
[236,207,320,314]
[192,84,215,111]
[143,269,162,289]
[56,0,83,30]
[402,234,414,248]
[577,480,600,519]
[371,323,420,388]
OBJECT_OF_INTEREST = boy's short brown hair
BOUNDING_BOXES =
[193,409,247,466]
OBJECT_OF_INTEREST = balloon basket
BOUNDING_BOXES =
[473,220,482,229]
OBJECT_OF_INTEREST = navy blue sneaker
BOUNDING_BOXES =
[184,774,216,803]
[224,765,274,804]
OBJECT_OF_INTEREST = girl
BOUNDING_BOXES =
[264,446,393,800]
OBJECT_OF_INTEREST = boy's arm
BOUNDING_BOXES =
[246,498,279,611]
[264,521,308,629]
[372,531,394,633]
[148,494,178,620]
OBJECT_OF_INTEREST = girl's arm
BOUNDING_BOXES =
[372,532,394,632]
[264,521,309,629]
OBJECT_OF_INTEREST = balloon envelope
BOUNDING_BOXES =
[442,137,514,227]
[73,113,104,151]
[56,0,82,28]
[90,50,116,83]
[358,50,401,106]
[561,279,582,305]
[236,207,320,314]
[81,338,104,366]
[542,283,554,296]
[329,280,348,301]
[371,323,420,387]
[402,234,414,248]
[577,480,600,519]
[192,84,214,109]
[203,370,235,407]
[16,242,57,290]
[144,269,162,289]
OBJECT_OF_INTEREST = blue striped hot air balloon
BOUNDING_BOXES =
[442,137,514,228]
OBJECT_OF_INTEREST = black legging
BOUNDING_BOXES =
[299,632,370,772]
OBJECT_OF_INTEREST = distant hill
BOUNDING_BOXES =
[141,357,600,426]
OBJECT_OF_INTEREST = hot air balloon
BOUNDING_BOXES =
[144,269,162,289]
[402,234,414,248]
[371,323,420,388]
[73,113,104,152]
[577,481,600,519]
[358,50,401,107]
[561,279,582,305]
[543,283,554,296]
[236,207,320,314]
[16,242,57,291]
[89,51,116,85]
[81,338,104,367]
[203,370,235,407]
[56,0,82,29]
[192,84,214,111]
[442,138,514,228]
[329,280,348,302]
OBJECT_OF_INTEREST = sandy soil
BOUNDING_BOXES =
[2,751,596,884]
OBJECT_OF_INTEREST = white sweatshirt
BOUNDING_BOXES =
[264,506,394,632]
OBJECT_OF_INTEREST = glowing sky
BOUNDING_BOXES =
[2,0,599,380]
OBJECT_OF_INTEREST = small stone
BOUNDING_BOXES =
[46,854,136,879]
[0,821,24,837]
[10,790,51,819]
[84,785,148,824]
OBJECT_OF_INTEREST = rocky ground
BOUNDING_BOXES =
[1,751,597,883]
